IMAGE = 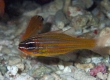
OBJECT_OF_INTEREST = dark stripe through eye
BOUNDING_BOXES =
[26,41,36,50]
[19,39,36,51]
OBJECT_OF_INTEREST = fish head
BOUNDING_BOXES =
[19,38,37,55]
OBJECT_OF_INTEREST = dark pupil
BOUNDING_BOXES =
[28,43,34,47]
[27,43,36,50]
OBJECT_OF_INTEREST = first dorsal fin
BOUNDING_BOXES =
[21,15,43,41]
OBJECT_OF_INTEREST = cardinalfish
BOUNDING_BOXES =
[18,15,109,57]
[0,0,5,16]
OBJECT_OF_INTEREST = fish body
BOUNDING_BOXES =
[19,32,97,56]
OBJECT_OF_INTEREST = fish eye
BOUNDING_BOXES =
[28,43,34,47]
[26,43,36,50]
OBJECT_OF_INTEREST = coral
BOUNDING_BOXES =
[89,63,106,76]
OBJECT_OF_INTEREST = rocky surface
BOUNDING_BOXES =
[0,0,110,80]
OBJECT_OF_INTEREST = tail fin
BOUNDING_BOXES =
[92,27,110,55]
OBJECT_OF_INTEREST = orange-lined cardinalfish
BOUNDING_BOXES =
[19,15,110,57]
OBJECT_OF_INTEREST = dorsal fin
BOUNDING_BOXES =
[21,15,43,41]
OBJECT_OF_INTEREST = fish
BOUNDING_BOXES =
[0,0,5,16]
[19,15,110,57]
[19,32,97,56]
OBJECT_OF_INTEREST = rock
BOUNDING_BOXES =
[72,0,93,9]
[40,73,63,80]
[39,74,55,80]
[63,66,71,73]
[91,56,103,64]
[11,47,20,55]
[102,56,110,64]
[58,64,64,70]
[100,0,110,19]
[15,73,35,80]
[96,72,107,80]
[76,50,104,64]
[51,73,63,80]
[16,63,25,71]
[28,65,53,78]
[1,47,11,54]
[82,0,94,9]
[14,38,20,46]
[0,72,4,80]
[76,50,92,63]
[8,56,22,65]
[38,0,63,18]
[55,10,69,29]
[56,66,95,80]
[5,72,35,80]
[68,6,84,18]
[71,14,99,32]
[63,0,71,19]
[22,1,40,12]
[5,66,34,80]
[107,64,110,71]
[66,77,76,80]
[48,0,63,12]
[0,46,3,51]
[99,27,110,37]
[0,40,13,46]
[7,66,18,75]
[75,63,94,71]
[0,64,7,75]
[107,12,110,19]
[107,72,110,80]
[73,69,96,80]
[13,16,29,38]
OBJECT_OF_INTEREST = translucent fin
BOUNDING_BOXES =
[21,15,43,41]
